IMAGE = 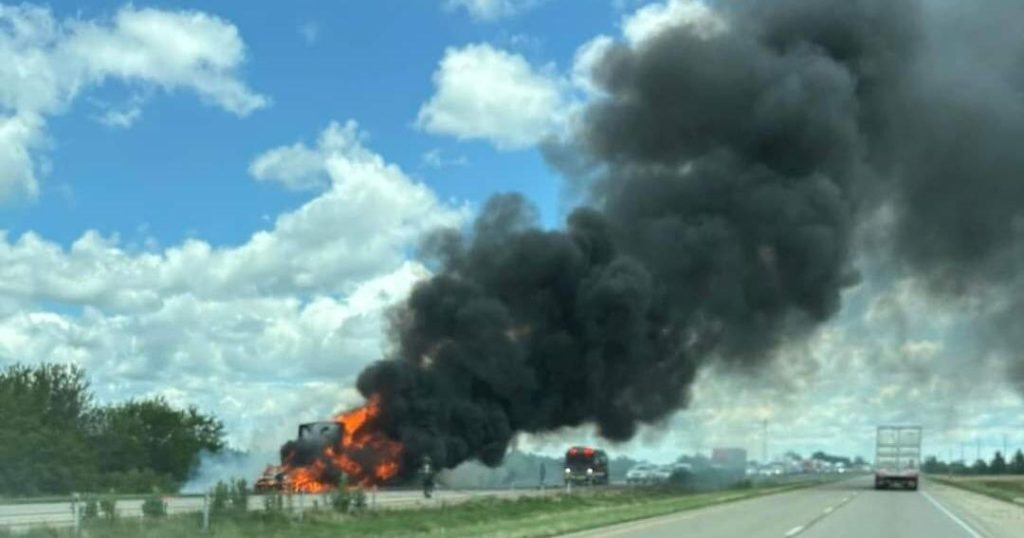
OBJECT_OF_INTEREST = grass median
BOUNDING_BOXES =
[929,475,1024,506]
[3,479,835,538]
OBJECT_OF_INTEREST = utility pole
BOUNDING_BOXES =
[960,442,965,464]
[1003,434,1008,457]
[976,438,981,462]
[762,419,768,464]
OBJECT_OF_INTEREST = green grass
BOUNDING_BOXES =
[1,480,831,538]
[930,475,1024,505]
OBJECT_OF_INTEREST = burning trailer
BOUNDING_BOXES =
[255,396,402,493]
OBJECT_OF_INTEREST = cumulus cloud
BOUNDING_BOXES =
[621,0,727,44]
[0,4,267,201]
[247,122,361,192]
[416,43,567,149]
[0,114,44,199]
[419,2,731,151]
[444,0,543,21]
[571,36,614,95]
[0,122,466,446]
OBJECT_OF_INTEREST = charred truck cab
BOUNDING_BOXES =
[564,446,609,485]
[255,421,343,493]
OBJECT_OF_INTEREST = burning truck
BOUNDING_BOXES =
[255,396,402,493]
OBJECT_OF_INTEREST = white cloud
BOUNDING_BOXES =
[421,148,468,169]
[248,122,355,192]
[0,121,465,448]
[95,97,144,128]
[417,2,730,151]
[299,22,318,45]
[571,35,614,95]
[0,4,267,201]
[444,0,543,21]
[0,113,45,199]
[416,43,567,149]
[621,0,727,44]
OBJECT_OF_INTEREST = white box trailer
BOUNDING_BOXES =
[875,425,921,490]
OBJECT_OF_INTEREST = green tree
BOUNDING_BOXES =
[0,363,97,495]
[1011,450,1024,474]
[0,363,225,496]
[87,398,224,490]
[923,456,948,474]
[971,458,989,475]
[990,451,1007,474]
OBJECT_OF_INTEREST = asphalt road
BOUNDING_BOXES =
[564,476,1024,538]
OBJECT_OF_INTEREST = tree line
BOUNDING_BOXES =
[0,363,224,496]
[923,450,1024,475]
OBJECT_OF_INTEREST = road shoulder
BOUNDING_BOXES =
[925,479,1024,538]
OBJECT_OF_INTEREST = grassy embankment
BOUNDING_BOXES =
[2,480,833,538]
[929,475,1024,505]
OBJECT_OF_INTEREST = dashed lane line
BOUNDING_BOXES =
[782,493,857,537]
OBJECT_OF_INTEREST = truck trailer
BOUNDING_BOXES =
[874,425,921,490]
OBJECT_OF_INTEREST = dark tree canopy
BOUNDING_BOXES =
[0,363,224,496]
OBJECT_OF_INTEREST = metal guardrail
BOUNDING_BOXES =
[0,486,565,533]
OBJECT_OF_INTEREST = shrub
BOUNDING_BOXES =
[230,479,249,512]
[81,497,99,520]
[351,488,367,511]
[263,490,284,513]
[141,492,166,518]
[330,489,352,513]
[99,495,117,521]
[211,481,230,513]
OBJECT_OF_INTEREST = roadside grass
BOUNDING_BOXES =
[930,475,1024,505]
[1,480,832,538]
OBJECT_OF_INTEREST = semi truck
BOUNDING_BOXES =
[874,425,921,490]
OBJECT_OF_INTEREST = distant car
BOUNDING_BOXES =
[649,466,673,482]
[668,462,693,476]
[625,464,657,484]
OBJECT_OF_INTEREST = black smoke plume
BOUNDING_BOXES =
[353,0,1024,475]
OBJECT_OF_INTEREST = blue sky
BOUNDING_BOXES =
[1,0,1021,466]
[3,0,627,247]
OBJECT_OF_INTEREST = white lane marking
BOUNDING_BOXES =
[921,490,983,538]
[783,490,858,537]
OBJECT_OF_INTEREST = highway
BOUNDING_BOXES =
[564,476,1024,538]
[6,477,1024,536]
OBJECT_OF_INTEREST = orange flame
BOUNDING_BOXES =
[271,395,403,492]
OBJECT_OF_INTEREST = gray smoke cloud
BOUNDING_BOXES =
[351,0,1024,476]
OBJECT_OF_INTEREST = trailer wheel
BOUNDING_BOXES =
[909,481,918,491]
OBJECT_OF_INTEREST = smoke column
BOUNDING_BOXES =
[353,0,1024,475]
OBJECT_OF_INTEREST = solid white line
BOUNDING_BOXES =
[785,525,804,537]
[921,490,983,538]
[823,506,834,514]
